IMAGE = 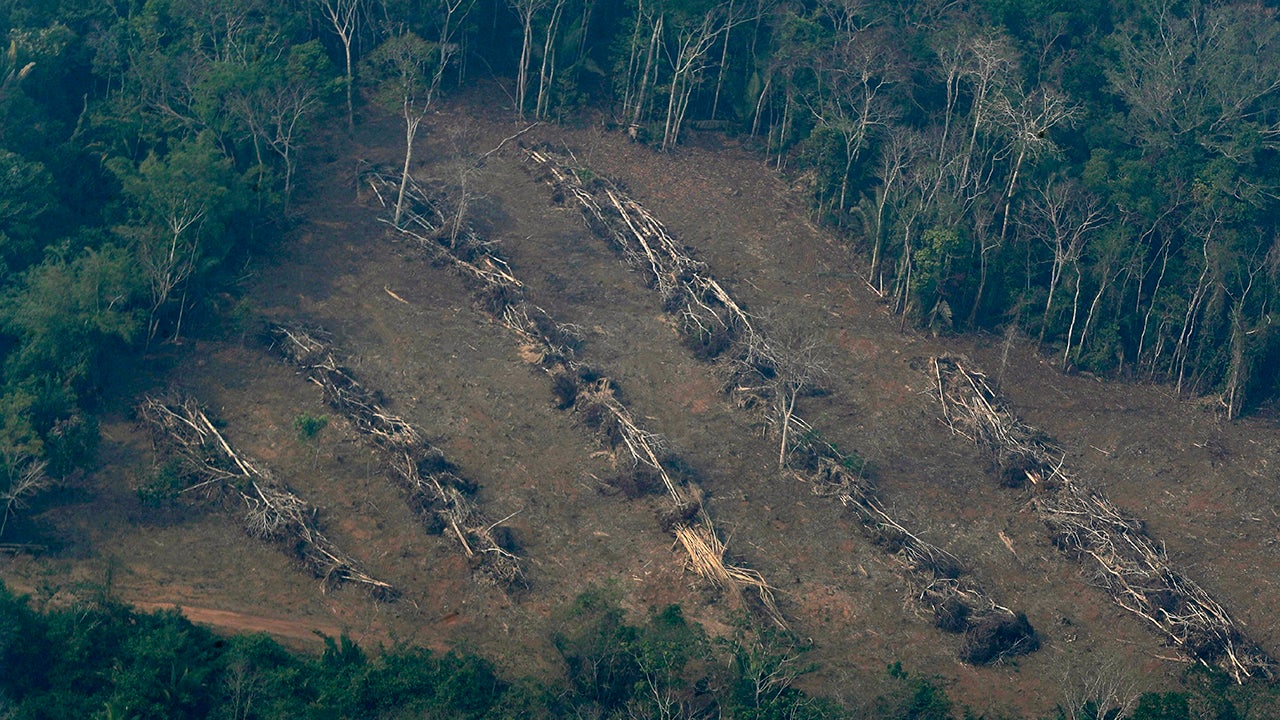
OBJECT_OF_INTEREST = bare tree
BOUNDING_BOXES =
[0,456,50,538]
[534,0,568,119]
[364,31,441,226]
[1017,177,1106,366]
[809,27,899,216]
[660,7,725,151]
[228,79,319,208]
[508,0,549,118]
[315,0,361,132]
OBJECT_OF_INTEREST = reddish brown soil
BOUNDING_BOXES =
[3,92,1278,718]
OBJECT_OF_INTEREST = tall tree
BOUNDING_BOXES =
[315,0,362,133]
[363,31,442,226]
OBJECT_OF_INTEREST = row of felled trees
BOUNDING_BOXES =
[0,0,343,530]
[464,0,1280,418]
[4,0,1279,533]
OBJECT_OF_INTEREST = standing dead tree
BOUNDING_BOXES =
[524,146,1039,664]
[269,324,524,590]
[0,457,51,539]
[363,167,784,627]
[137,395,398,600]
[932,356,1275,683]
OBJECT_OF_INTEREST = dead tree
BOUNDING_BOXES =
[269,323,524,590]
[933,356,1275,682]
[364,167,783,626]
[137,395,398,599]
[525,147,1040,663]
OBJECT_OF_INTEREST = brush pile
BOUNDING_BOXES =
[365,168,784,626]
[137,395,398,600]
[933,356,1274,682]
[269,324,523,590]
[525,146,1038,663]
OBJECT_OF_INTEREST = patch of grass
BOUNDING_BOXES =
[293,413,329,442]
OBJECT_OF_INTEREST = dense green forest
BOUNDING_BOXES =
[3,578,1274,719]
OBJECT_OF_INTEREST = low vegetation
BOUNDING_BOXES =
[4,580,1274,719]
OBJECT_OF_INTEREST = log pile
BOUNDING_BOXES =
[365,169,784,627]
[524,146,1038,663]
[933,356,1275,682]
[269,324,524,590]
[137,395,398,600]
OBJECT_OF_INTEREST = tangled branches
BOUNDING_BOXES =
[933,356,1275,682]
[526,146,1038,663]
[369,167,783,627]
[269,323,524,591]
[137,395,398,600]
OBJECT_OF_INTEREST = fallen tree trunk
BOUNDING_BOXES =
[269,323,524,591]
[523,146,1038,664]
[364,168,784,628]
[932,355,1275,683]
[137,395,398,601]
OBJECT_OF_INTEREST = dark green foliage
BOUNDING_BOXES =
[1131,692,1191,720]
[293,413,329,442]
[5,580,1280,719]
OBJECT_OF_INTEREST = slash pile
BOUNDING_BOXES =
[364,168,784,626]
[524,146,1038,664]
[933,355,1274,682]
[269,324,524,590]
[137,395,398,600]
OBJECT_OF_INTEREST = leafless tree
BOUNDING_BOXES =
[1017,176,1106,369]
[0,456,50,538]
[315,0,361,132]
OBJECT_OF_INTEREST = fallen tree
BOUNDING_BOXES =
[523,146,1039,664]
[137,395,398,600]
[269,323,524,591]
[364,168,784,627]
[933,355,1275,683]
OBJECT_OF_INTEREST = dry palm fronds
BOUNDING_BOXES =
[933,355,1275,683]
[368,170,784,628]
[269,323,524,591]
[524,147,1037,662]
[137,395,398,600]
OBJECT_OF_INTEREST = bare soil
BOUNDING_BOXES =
[4,91,1278,718]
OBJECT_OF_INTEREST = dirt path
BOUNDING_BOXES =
[132,602,344,646]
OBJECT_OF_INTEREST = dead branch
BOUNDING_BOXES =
[932,355,1275,683]
[268,323,524,591]
[367,169,784,628]
[137,395,398,600]
[523,146,1038,661]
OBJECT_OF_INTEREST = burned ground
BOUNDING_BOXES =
[3,95,1279,717]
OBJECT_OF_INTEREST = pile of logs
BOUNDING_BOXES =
[933,356,1275,682]
[365,169,784,627]
[524,146,1038,663]
[137,395,398,600]
[269,324,523,590]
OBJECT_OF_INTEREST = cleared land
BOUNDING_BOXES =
[4,94,1278,717]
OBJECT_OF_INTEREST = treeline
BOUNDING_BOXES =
[0,580,936,720]
[3,0,1278,521]
[488,0,1280,419]
[2,579,1271,719]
